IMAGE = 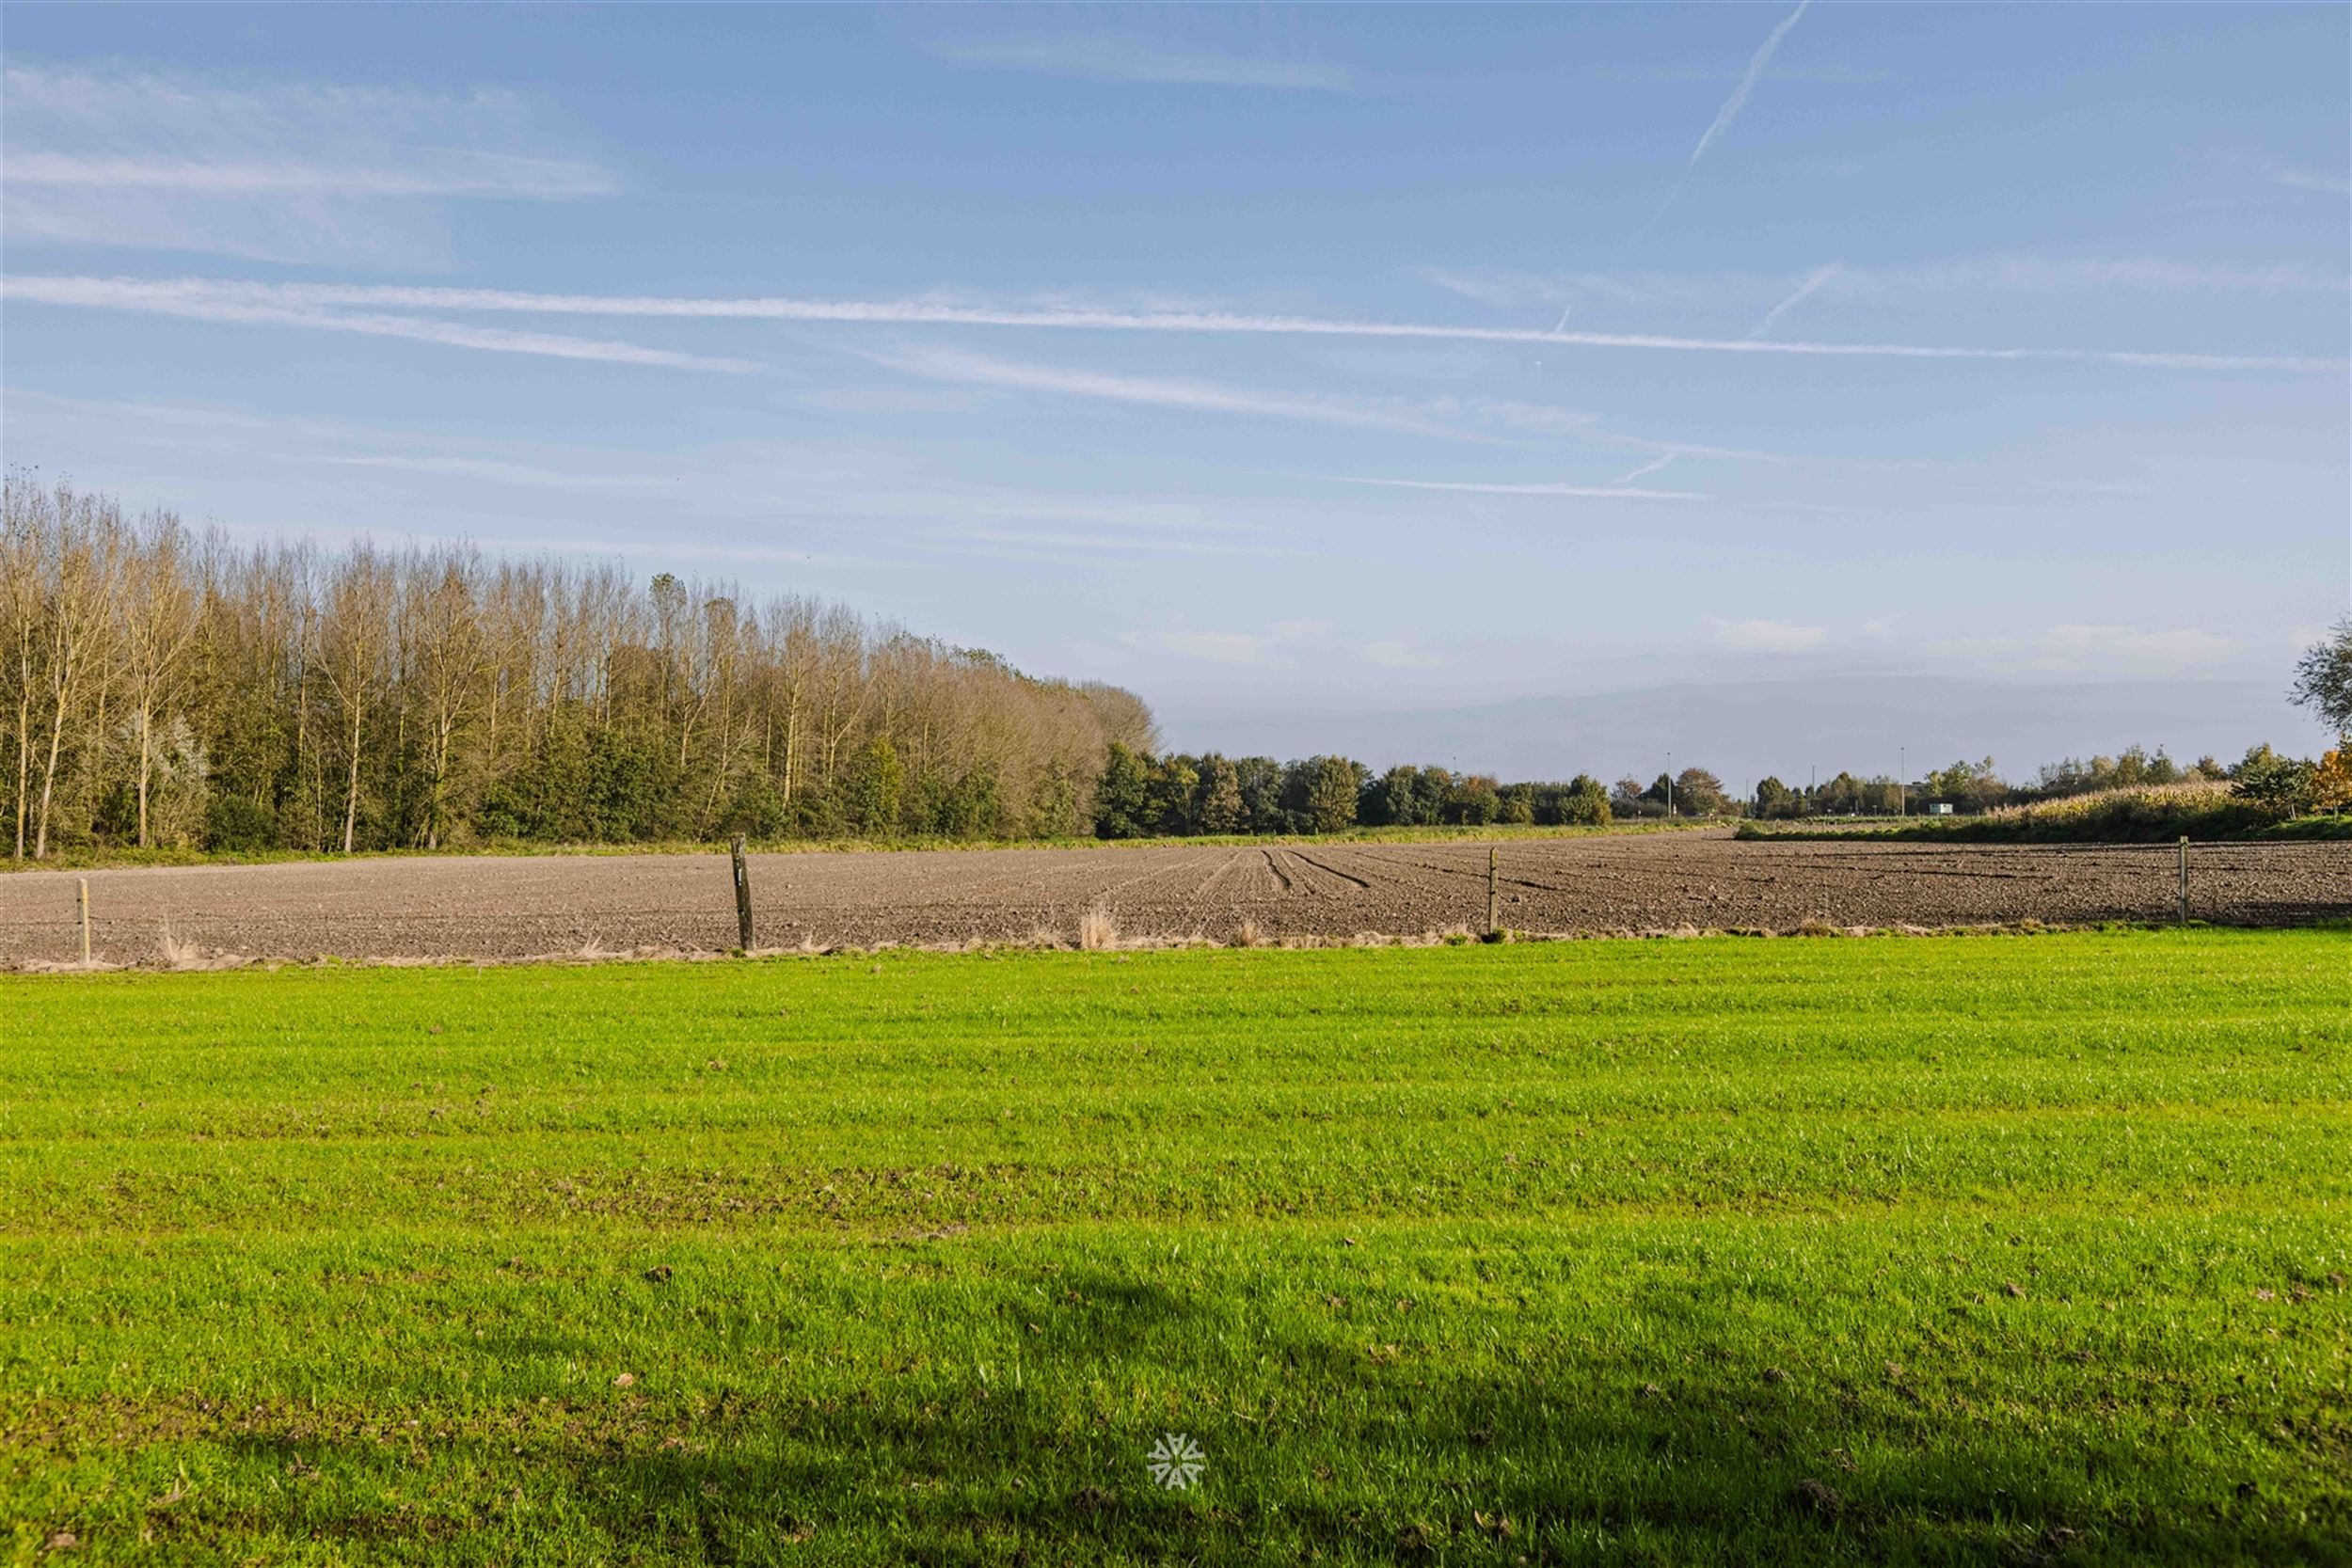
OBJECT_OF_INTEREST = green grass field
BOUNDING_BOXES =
[5,932,2348,1564]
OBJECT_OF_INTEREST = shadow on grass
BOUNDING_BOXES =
[162,1360,2335,1567]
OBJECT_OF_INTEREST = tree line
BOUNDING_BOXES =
[2,474,1158,859]
[10,475,2346,858]
[1747,740,2350,821]
[1089,748,1614,838]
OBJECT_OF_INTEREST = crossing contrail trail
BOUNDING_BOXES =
[1639,0,1812,238]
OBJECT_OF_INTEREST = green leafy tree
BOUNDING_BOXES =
[1924,757,2006,814]
[1446,773,1501,826]
[843,736,904,835]
[1674,767,1727,816]
[1557,773,1611,827]
[2231,744,2315,818]
[1232,756,1284,832]
[1194,754,1244,834]
[1146,756,1200,835]
[1297,755,1365,832]
[1364,765,1413,826]
[938,766,1001,839]
[2292,616,2352,742]
[1093,742,1150,839]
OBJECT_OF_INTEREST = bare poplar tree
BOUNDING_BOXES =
[118,509,201,847]
[318,546,392,854]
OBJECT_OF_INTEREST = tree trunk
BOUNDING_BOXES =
[33,675,69,860]
[342,697,362,854]
[12,674,28,861]
[135,704,152,848]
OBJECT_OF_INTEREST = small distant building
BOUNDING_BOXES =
[1927,801,1956,816]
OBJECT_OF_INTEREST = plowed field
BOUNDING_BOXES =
[5,832,2345,965]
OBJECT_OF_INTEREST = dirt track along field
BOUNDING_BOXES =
[4,831,2346,965]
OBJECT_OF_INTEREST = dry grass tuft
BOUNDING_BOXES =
[1078,906,1120,951]
[152,921,251,971]
[1235,917,1264,948]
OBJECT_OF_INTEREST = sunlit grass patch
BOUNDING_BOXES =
[4,930,2347,1563]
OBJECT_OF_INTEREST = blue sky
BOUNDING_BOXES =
[4,4,2346,776]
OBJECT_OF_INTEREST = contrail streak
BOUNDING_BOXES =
[1639,0,1811,237]
[1690,0,1810,169]
[1749,262,1843,339]
[5,275,2335,373]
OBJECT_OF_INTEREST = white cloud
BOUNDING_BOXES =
[1929,624,2238,672]
[1119,620,1438,671]
[0,388,1342,554]
[1714,618,1830,654]
[1,62,614,265]
[1425,255,2351,317]
[2042,625,2235,664]
[930,36,1347,90]
[914,527,1298,562]
[0,275,759,372]
[1864,256,2348,293]
[311,454,671,490]
[1124,629,1285,666]
[40,274,2328,373]
[2269,166,2350,197]
[1363,640,1448,670]
[866,342,1496,441]
[1326,476,1707,501]
[4,150,612,198]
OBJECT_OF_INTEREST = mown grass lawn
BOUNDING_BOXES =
[3,931,2347,1564]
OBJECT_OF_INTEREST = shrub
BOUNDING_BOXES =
[203,794,279,854]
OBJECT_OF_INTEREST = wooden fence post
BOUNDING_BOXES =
[1486,846,1500,938]
[731,836,755,953]
[78,878,90,965]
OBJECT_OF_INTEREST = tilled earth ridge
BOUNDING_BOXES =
[4,832,2347,965]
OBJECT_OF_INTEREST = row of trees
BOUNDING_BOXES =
[3,475,1158,858]
[14,474,2347,857]
[1745,741,2350,821]
[1088,737,2351,840]
[1090,749,1613,838]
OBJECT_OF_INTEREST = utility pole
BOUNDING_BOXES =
[1665,750,1673,820]
[1899,746,1906,818]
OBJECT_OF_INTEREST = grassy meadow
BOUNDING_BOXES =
[4,932,2348,1563]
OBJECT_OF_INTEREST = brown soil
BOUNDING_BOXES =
[3,832,2345,967]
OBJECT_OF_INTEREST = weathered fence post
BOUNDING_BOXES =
[730,836,755,953]
[1486,846,1500,938]
[78,878,90,965]
[2177,835,2189,926]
